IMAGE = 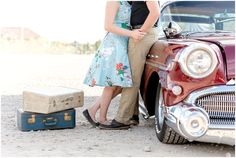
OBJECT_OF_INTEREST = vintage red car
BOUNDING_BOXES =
[139,0,235,145]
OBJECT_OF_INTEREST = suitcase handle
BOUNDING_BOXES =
[43,117,57,126]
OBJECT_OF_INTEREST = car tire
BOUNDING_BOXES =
[154,83,188,144]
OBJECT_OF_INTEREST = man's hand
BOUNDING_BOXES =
[131,29,146,42]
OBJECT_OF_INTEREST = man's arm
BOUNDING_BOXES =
[140,1,160,32]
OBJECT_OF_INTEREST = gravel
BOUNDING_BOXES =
[1,54,235,157]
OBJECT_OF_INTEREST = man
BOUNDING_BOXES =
[102,1,160,129]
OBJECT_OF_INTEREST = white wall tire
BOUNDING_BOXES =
[154,83,188,144]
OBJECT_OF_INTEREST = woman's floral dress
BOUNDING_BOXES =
[84,1,133,87]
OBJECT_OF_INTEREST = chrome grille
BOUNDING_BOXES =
[195,92,235,125]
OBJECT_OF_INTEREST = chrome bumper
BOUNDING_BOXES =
[165,84,235,146]
[196,129,235,146]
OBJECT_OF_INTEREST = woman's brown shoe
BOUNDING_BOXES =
[82,109,99,127]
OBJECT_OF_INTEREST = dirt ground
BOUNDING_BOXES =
[0,54,235,157]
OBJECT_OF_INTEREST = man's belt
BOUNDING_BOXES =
[131,24,157,30]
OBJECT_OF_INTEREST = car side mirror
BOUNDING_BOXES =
[163,21,182,39]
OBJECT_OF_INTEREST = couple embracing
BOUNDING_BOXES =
[83,1,160,130]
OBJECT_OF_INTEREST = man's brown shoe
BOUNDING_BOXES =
[99,119,130,130]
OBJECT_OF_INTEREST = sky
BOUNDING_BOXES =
[0,0,228,43]
[0,0,178,43]
[0,0,107,43]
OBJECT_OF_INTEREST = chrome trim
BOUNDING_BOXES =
[164,84,235,145]
[192,85,236,125]
[146,57,176,71]
[185,85,235,105]
[196,128,235,146]
[147,54,159,59]
[146,61,168,70]
[227,79,235,85]
[176,106,209,139]
[156,85,165,133]
[165,103,235,145]
[185,85,235,126]
[209,124,235,129]
[138,91,150,119]
[165,103,210,141]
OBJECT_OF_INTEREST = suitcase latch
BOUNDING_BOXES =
[64,113,71,121]
[28,115,36,124]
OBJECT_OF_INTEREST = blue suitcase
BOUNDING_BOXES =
[17,108,76,131]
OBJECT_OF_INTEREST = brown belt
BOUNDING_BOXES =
[131,24,157,30]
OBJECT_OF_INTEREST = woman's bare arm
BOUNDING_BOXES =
[104,1,145,40]
[140,1,160,32]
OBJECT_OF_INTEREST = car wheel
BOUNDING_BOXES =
[154,83,188,144]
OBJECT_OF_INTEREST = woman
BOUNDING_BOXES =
[83,1,145,127]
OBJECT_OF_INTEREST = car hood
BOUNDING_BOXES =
[193,36,235,80]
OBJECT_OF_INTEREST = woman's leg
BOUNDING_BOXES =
[99,86,117,123]
[88,86,122,123]
[88,97,101,122]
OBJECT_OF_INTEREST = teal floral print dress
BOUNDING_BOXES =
[84,1,133,87]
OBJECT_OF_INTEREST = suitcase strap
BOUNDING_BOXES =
[43,117,57,126]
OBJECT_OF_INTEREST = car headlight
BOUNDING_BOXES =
[178,43,218,79]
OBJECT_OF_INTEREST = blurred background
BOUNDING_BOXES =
[0,0,107,54]
[0,0,166,95]
[0,0,167,54]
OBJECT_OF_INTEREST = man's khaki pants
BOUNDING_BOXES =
[115,28,158,124]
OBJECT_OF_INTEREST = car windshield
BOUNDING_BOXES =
[157,1,235,37]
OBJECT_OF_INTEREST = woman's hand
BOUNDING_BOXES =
[130,29,146,42]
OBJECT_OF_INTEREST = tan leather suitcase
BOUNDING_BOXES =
[23,87,84,114]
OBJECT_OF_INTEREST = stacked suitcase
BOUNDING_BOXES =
[17,87,84,131]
